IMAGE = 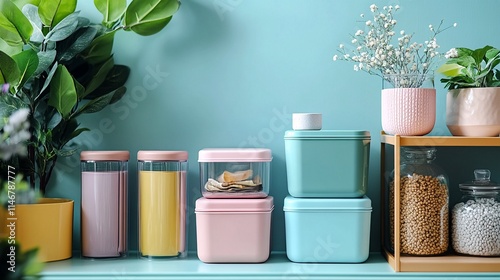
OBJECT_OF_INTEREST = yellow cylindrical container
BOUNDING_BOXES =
[138,151,187,259]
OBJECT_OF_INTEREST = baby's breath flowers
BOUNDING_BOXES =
[333,4,456,88]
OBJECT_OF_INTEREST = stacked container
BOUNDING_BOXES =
[283,113,372,263]
[196,148,273,263]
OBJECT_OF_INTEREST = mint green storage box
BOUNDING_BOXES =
[284,130,370,197]
[283,196,372,263]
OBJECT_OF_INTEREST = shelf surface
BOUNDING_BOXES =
[380,133,500,147]
[40,252,500,279]
[384,249,500,273]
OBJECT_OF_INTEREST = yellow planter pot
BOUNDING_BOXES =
[2,198,74,262]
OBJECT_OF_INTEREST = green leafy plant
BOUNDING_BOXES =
[438,45,500,90]
[0,0,180,195]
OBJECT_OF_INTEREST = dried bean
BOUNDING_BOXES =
[389,173,449,255]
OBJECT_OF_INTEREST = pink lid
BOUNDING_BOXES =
[195,196,274,212]
[80,151,129,161]
[137,150,188,161]
[198,148,272,162]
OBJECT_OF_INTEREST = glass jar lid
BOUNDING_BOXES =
[459,169,500,191]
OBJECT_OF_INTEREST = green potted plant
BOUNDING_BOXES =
[0,0,180,261]
[438,45,500,136]
[333,4,456,136]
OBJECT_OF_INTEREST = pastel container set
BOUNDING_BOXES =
[283,114,372,263]
[196,148,273,263]
[80,150,188,260]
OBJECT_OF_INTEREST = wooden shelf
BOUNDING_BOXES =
[383,249,500,272]
[380,132,500,272]
[380,132,500,147]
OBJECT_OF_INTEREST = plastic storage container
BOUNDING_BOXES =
[198,148,272,198]
[283,196,371,263]
[80,151,129,258]
[284,130,370,197]
[137,151,188,259]
[195,196,274,263]
[386,147,449,256]
[452,169,500,256]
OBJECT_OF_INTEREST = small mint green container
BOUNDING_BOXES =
[283,196,372,263]
[284,130,370,197]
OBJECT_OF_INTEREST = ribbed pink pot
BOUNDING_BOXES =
[446,88,500,136]
[381,88,436,136]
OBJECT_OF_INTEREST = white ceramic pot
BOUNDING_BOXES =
[446,88,500,137]
[381,88,436,136]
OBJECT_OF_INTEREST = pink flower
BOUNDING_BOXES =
[1,83,9,93]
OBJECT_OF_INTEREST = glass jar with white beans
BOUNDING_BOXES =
[452,169,500,257]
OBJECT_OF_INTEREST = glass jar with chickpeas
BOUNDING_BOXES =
[386,147,449,256]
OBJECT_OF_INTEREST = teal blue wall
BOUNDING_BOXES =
[46,0,500,253]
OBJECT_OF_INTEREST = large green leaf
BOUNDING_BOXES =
[22,4,44,42]
[38,0,77,27]
[0,37,22,56]
[84,64,129,100]
[471,45,493,66]
[83,56,114,97]
[94,0,127,27]
[109,86,126,104]
[0,50,21,85]
[74,90,114,116]
[44,11,79,42]
[48,64,77,118]
[12,0,41,9]
[81,30,115,65]
[12,48,39,88]
[0,0,33,46]
[124,0,180,36]
[35,49,56,75]
[58,26,97,61]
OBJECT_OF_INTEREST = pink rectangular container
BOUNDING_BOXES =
[195,196,274,263]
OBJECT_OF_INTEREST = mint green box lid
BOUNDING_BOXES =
[284,130,370,140]
[283,196,372,212]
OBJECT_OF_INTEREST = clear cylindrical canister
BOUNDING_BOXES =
[80,151,129,258]
[138,151,188,259]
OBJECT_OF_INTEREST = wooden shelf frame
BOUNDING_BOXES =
[380,132,500,272]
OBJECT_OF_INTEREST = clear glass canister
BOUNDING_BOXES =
[452,169,500,256]
[80,151,129,258]
[387,147,449,256]
[138,151,188,259]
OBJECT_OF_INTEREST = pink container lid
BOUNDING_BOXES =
[198,148,272,162]
[137,150,188,161]
[80,151,130,161]
[195,196,274,212]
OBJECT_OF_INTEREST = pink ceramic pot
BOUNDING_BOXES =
[381,88,436,136]
[446,88,500,137]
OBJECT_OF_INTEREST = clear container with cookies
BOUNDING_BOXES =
[198,148,272,198]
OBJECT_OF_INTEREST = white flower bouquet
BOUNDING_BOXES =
[333,4,456,88]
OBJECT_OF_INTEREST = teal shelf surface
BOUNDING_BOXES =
[40,252,500,280]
